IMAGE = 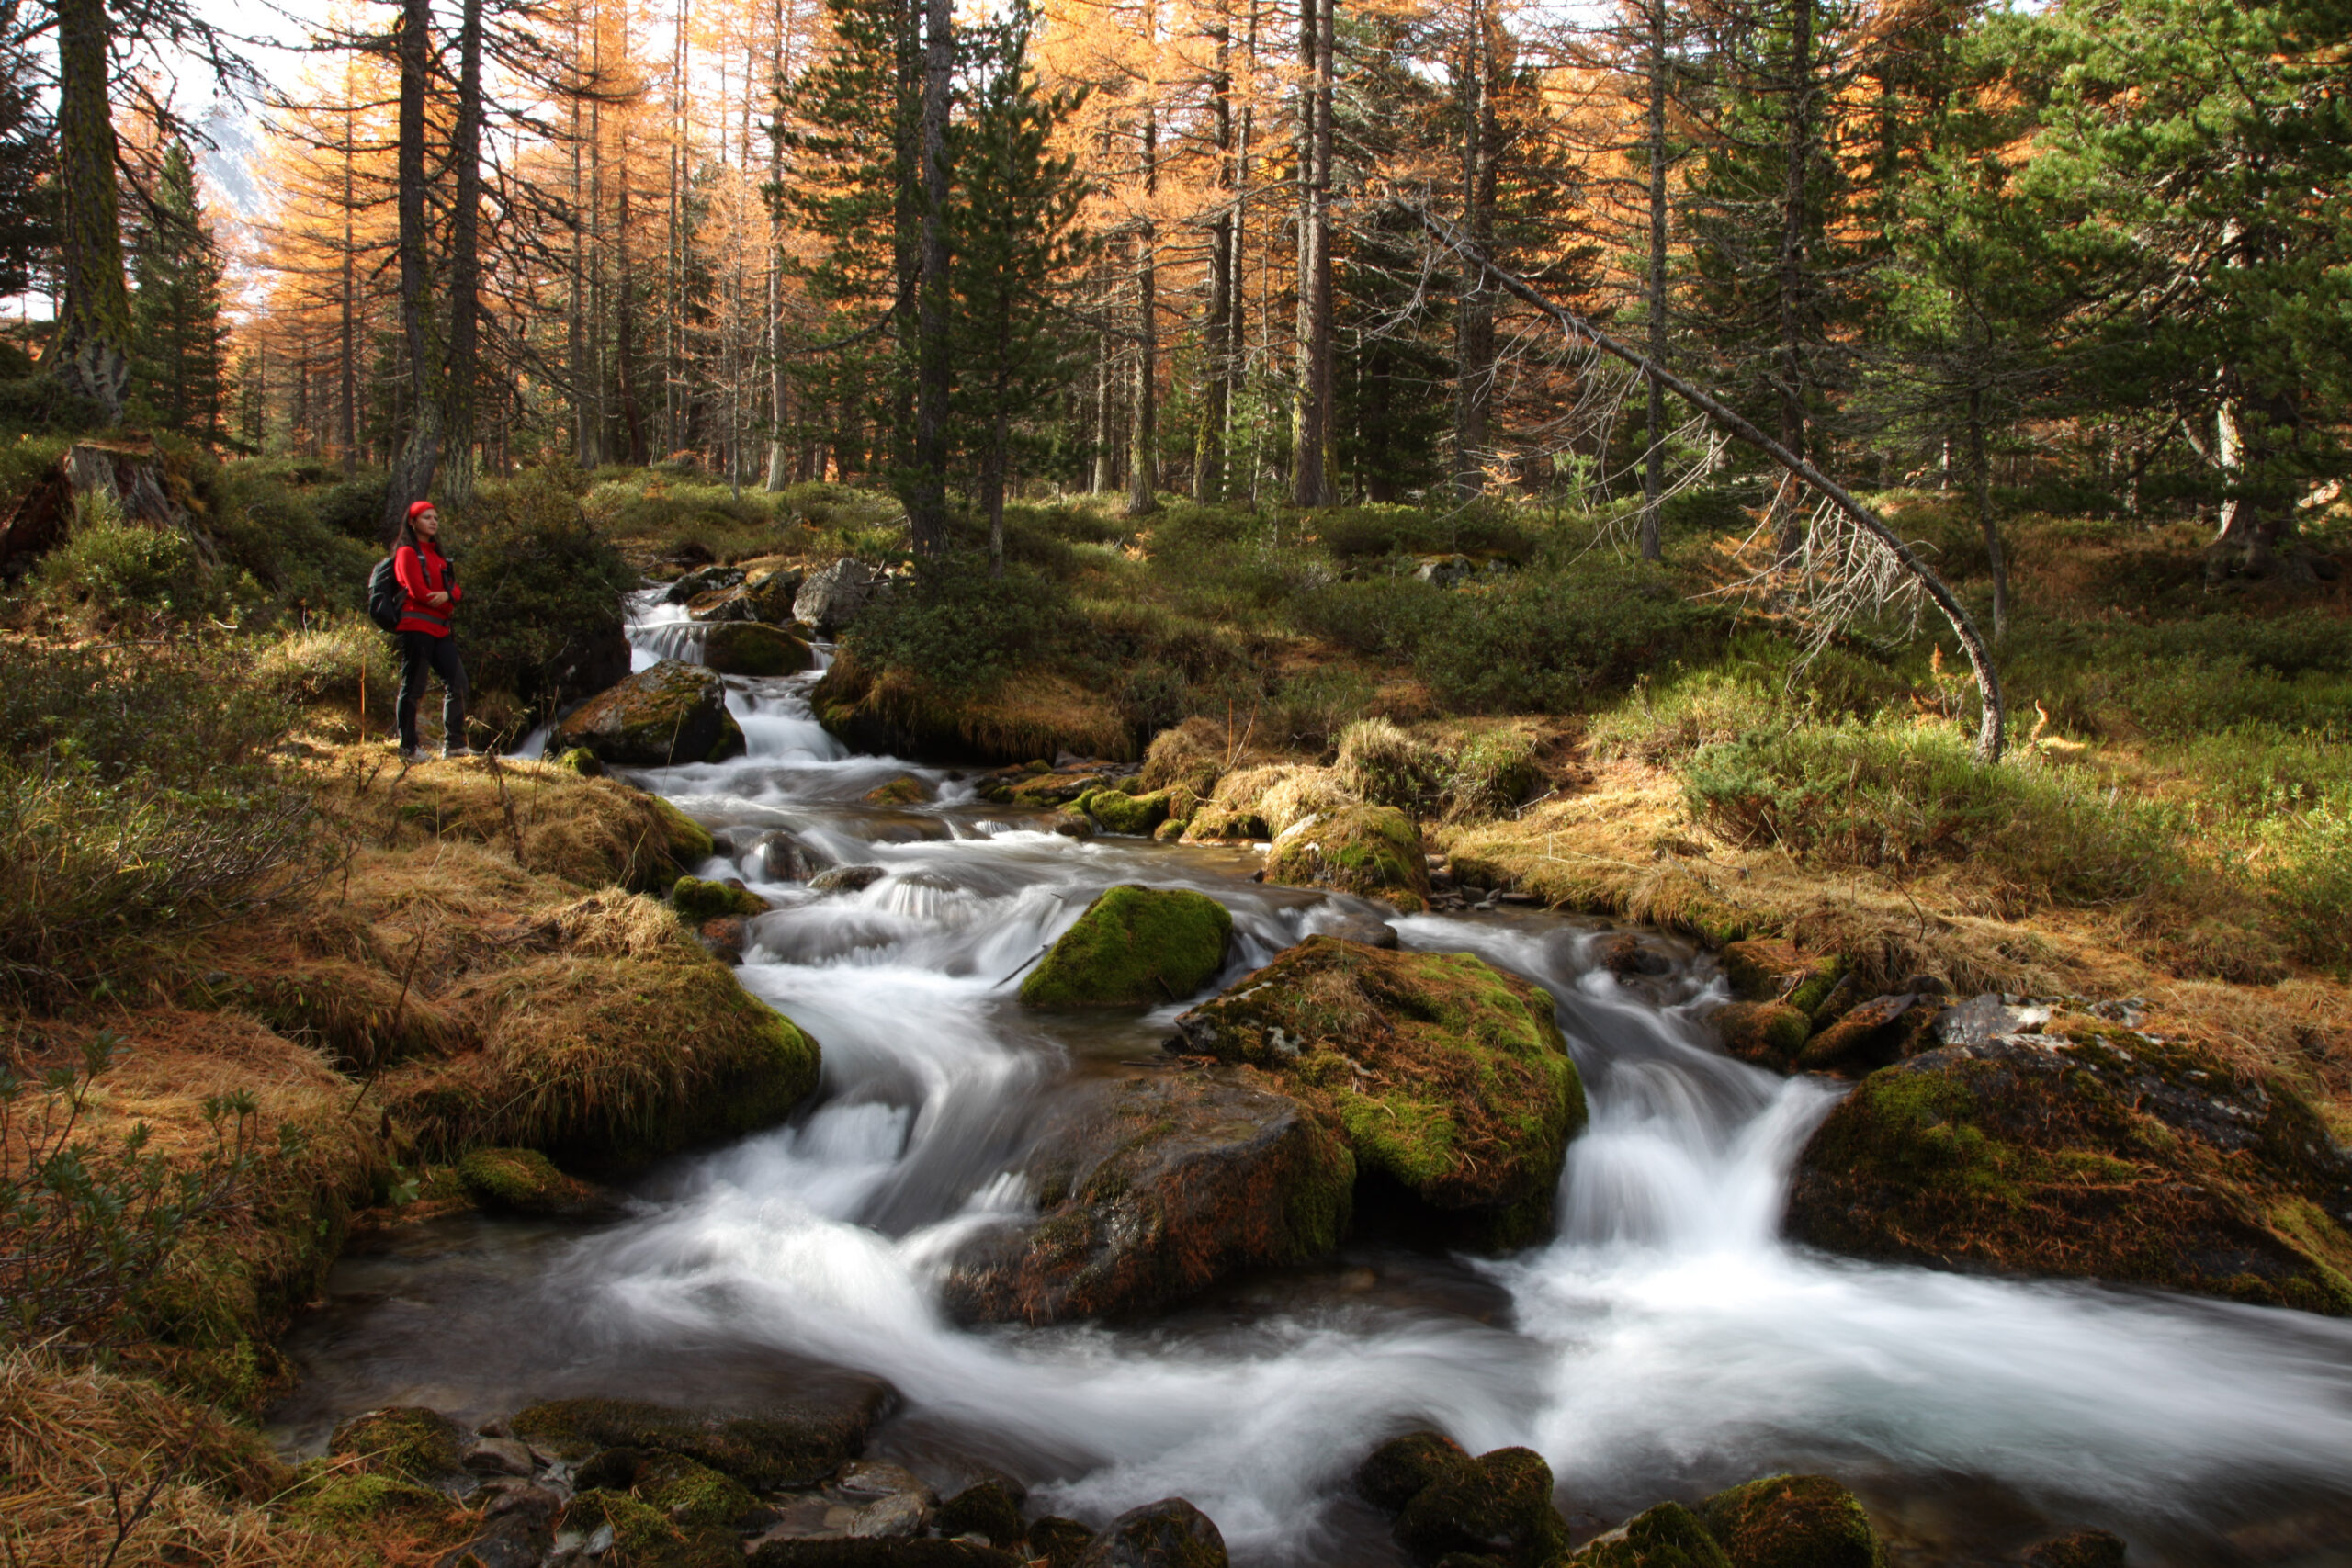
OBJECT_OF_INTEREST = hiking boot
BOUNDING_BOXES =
[397,746,421,764]
[443,745,475,760]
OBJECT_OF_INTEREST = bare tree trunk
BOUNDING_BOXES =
[1452,0,1497,500]
[1128,107,1161,517]
[1770,0,1815,562]
[1968,389,2004,638]
[1092,322,1117,493]
[1291,0,1335,506]
[340,96,359,471]
[383,0,445,541]
[443,0,486,507]
[1639,0,1668,560]
[51,0,130,421]
[907,0,954,555]
[765,0,797,490]
[1196,15,1233,504]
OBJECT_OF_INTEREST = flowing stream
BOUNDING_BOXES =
[270,596,2352,1566]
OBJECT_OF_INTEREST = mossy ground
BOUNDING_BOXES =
[1020,884,1233,1008]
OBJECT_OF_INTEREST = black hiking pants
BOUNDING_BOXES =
[397,631,469,753]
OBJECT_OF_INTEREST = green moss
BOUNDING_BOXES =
[1572,1502,1734,1568]
[1182,805,1269,840]
[1265,804,1430,912]
[935,1482,1026,1546]
[1697,1474,1885,1568]
[633,1452,763,1529]
[1021,884,1234,1008]
[1394,1447,1566,1568]
[651,795,716,865]
[1719,941,1841,1009]
[1712,1001,1813,1071]
[703,620,815,676]
[866,773,931,806]
[1081,786,1174,835]
[567,1488,741,1568]
[671,874,771,921]
[455,1147,604,1215]
[1357,1430,1472,1512]
[327,1405,464,1481]
[285,1470,451,1528]
[556,746,607,776]
[1027,1517,1098,1568]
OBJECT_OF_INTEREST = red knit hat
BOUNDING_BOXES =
[407,500,436,521]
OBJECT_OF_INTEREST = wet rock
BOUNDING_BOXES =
[665,565,745,604]
[1079,787,1174,836]
[1180,806,1268,842]
[1020,885,1234,1010]
[1786,1021,2352,1314]
[934,1483,1025,1548]
[748,1542,1024,1568]
[689,585,760,622]
[848,1492,931,1539]
[1051,811,1094,840]
[1264,805,1431,912]
[705,621,817,676]
[699,916,747,964]
[795,558,887,636]
[439,1512,552,1568]
[1934,993,2052,1048]
[1356,1431,1471,1512]
[1171,937,1586,1247]
[1322,912,1400,949]
[1568,1501,1732,1568]
[1696,1474,1884,1568]
[943,1069,1353,1324]
[1073,1498,1228,1568]
[454,1148,621,1219]
[463,1436,538,1477]
[743,566,807,623]
[672,874,773,922]
[511,1382,895,1491]
[810,864,888,896]
[2023,1529,2128,1568]
[865,774,933,807]
[835,1461,935,1505]
[1599,935,1673,978]
[563,1488,741,1568]
[550,660,747,767]
[329,1405,466,1482]
[1795,993,1942,1077]
[1711,1001,1812,1072]
[1378,1446,1566,1568]
[1027,1517,1099,1568]
[1719,941,1845,1013]
[759,829,834,883]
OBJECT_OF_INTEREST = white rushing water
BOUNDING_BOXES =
[297,604,2348,1564]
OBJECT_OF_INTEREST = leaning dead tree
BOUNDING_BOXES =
[1415,209,2007,765]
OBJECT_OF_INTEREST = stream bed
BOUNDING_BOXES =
[268,603,2352,1567]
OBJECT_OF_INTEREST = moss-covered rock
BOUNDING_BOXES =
[327,1405,464,1481]
[1794,993,1943,1077]
[935,1482,1026,1547]
[671,874,772,921]
[1712,1001,1813,1071]
[1171,937,1585,1246]
[1571,1502,1734,1568]
[551,659,746,766]
[1696,1475,1884,1568]
[1264,805,1430,912]
[1020,886,1233,1009]
[631,1452,766,1530]
[285,1469,454,1527]
[555,745,606,776]
[1719,942,1845,1013]
[512,1383,892,1490]
[1026,1517,1098,1568]
[454,1146,615,1217]
[2023,1529,2128,1568]
[564,1488,741,1568]
[1390,1447,1566,1568]
[650,795,716,865]
[1080,787,1174,836]
[1073,1497,1228,1568]
[742,566,806,623]
[1181,805,1268,841]
[942,1068,1354,1324]
[1356,1432,1472,1512]
[748,1541,1025,1568]
[703,620,816,676]
[865,773,933,807]
[1786,1022,2352,1314]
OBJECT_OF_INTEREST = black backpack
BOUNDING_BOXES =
[368,555,405,631]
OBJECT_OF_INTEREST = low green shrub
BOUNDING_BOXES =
[453,473,638,709]
[313,474,390,541]
[208,466,374,615]
[1337,718,1445,812]
[36,500,219,626]
[1412,565,1728,714]
[251,617,398,715]
[845,552,1068,693]
[2262,794,2352,971]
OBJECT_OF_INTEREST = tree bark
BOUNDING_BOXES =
[443,0,486,507]
[1452,0,1496,500]
[1128,107,1161,517]
[1967,389,2004,638]
[1291,0,1335,506]
[1770,0,1815,562]
[340,96,360,471]
[765,0,797,490]
[1639,0,1668,561]
[383,0,445,541]
[1196,16,1233,504]
[51,0,131,421]
[906,0,953,555]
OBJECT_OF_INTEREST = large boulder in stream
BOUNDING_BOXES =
[510,1382,894,1491]
[1696,1474,1886,1568]
[1355,1433,1567,1568]
[1785,1014,2352,1314]
[1019,885,1233,1009]
[795,558,887,636]
[1170,937,1586,1247]
[942,1069,1354,1325]
[1263,805,1431,912]
[704,620,816,676]
[550,659,746,766]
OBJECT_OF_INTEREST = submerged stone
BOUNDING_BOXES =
[1696,1474,1884,1568]
[1264,805,1430,911]
[1021,885,1234,1009]
[943,1069,1353,1324]
[1171,937,1585,1247]
[551,660,746,767]
[934,1482,1026,1548]
[511,1383,894,1491]
[2023,1529,2128,1568]
[1073,1498,1228,1568]
[1786,1021,2352,1314]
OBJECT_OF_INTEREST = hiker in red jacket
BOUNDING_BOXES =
[393,501,471,761]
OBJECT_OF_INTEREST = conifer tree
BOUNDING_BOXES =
[128,140,230,441]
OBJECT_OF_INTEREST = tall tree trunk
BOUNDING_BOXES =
[443,0,485,507]
[907,0,953,556]
[1128,107,1160,517]
[340,97,359,471]
[51,0,130,421]
[617,172,648,466]
[1291,0,1335,506]
[1639,0,1668,561]
[1452,0,1496,500]
[765,0,797,490]
[1196,16,1233,504]
[384,0,445,542]
[1092,325,1116,493]
[1968,389,2004,638]
[1770,0,1815,561]
[1230,0,1258,501]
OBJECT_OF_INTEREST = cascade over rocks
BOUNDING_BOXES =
[1170,936,1586,1246]
[1786,1016,2352,1314]
[1018,885,1233,1009]
[550,660,747,766]
[941,1068,1354,1324]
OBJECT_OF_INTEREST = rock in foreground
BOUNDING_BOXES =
[1697,1474,1885,1568]
[1786,1020,2352,1314]
[1263,804,1430,912]
[942,1069,1352,1324]
[511,1384,893,1491]
[1020,885,1233,1009]
[704,621,816,676]
[1172,936,1584,1246]
[551,660,746,766]
[1355,1433,1566,1568]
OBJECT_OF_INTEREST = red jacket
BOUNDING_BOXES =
[393,542,461,637]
